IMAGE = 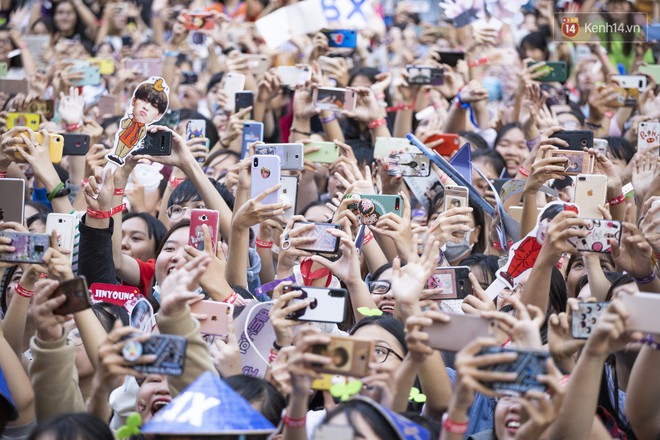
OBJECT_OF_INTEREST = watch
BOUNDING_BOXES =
[49,185,71,200]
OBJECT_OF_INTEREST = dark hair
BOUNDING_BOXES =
[494,122,523,149]
[550,175,574,191]
[349,67,381,86]
[350,316,407,355]
[472,148,505,177]
[574,271,625,299]
[323,400,399,439]
[206,72,225,94]
[540,203,566,222]
[155,220,190,261]
[459,131,488,151]
[371,263,392,282]
[605,136,634,164]
[101,115,123,130]
[25,201,52,215]
[122,212,168,256]
[225,375,286,427]
[178,109,219,149]
[605,272,635,301]
[133,82,169,114]
[28,413,114,440]
[519,31,549,60]
[168,179,235,211]
[204,149,241,168]
[300,200,328,219]
[26,213,48,230]
[460,254,500,288]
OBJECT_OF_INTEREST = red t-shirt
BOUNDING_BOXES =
[133,258,156,298]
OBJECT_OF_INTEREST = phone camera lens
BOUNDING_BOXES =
[201,215,207,221]
[581,139,587,146]
[254,158,258,167]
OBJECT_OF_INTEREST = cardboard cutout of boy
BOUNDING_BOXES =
[106,76,170,166]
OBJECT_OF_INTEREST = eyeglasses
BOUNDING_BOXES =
[166,203,205,221]
[368,280,391,295]
[374,345,404,363]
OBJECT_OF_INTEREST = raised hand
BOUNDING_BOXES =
[158,254,211,318]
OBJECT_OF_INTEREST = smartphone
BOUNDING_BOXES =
[0,231,50,264]
[373,136,415,158]
[280,175,298,219]
[47,133,65,163]
[69,65,101,86]
[387,152,431,177]
[123,334,187,376]
[25,99,55,119]
[434,50,465,67]
[637,121,660,152]
[0,179,25,223]
[547,149,593,175]
[241,122,264,159]
[189,300,233,336]
[223,73,246,112]
[88,57,114,75]
[593,138,608,155]
[571,302,609,339]
[276,65,311,87]
[254,143,304,171]
[121,35,133,47]
[353,194,402,226]
[46,213,76,260]
[52,277,90,315]
[311,335,373,377]
[7,112,40,131]
[554,130,594,151]
[567,218,621,253]
[639,64,660,83]
[62,134,90,156]
[245,54,270,76]
[621,292,660,334]
[234,91,254,119]
[444,185,469,211]
[322,29,357,48]
[181,11,214,30]
[305,141,339,163]
[294,222,341,254]
[185,119,206,141]
[428,133,461,157]
[138,131,172,156]
[478,347,549,394]
[125,58,163,78]
[527,61,568,83]
[181,71,198,85]
[427,313,497,352]
[283,285,347,323]
[250,155,281,204]
[406,65,444,86]
[189,209,219,253]
[427,266,472,299]
[313,87,356,112]
[574,174,608,219]
[611,74,647,91]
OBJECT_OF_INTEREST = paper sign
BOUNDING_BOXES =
[256,1,328,49]
[233,301,275,378]
[90,283,140,307]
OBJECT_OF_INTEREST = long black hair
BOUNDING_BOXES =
[28,413,114,440]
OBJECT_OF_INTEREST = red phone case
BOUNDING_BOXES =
[429,134,460,157]
[189,209,220,253]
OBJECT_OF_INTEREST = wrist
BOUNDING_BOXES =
[38,327,64,343]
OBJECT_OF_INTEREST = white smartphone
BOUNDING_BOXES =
[373,137,415,158]
[223,73,246,112]
[574,174,608,219]
[637,121,660,152]
[254,143,304,170]
[46,213,76,262]
[280,175,299,219]
[276,66,311,87]
[250,155,281,204]
[611,74,647,91]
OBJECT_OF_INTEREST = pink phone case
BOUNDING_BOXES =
[189,209,219,253]
[190,300,233,336]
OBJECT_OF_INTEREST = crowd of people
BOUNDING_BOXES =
[0,0,659,438]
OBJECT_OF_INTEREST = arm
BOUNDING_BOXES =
[626,343,660,439]
[0,326,35,426]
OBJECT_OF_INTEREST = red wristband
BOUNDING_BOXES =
[0,171,7,178]
[114,188,125,196]
[15,283,35,298]
[169,176,186,189]
[80,178,89,187]
[385,103,413,112]
[518,166,530,177]
[224,292,239,304]
[442,414,468,435]
[283,415,306,428]
[468,57,488,67]
[604,110,615,119]
[256,239,273,249]
[608,194,625,206]
[269,348,278,363]
[86,203,126,219]
[368,118,387,129]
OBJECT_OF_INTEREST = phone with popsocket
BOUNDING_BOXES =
[188,209,219,253]
[53,277,91,316]
[292,221,341,254]
[283,285,348,323]
[311,335,373,377]
[250,155,281,204]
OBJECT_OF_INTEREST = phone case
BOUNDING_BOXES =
[139,131,172,156]
[69,65,101,86]
[621,292,660,334]
[185,119,206,142]
[312,336,373,377]
[0,231,50,264]
[283,285,348,323]
[554,130,594,151]
[276,66,311,87]
[254,143,304,171]
[427,313,497,351]
[250,155,281,204]
[241,122,264,159]
[7,112,39,130]
[25,99,55,119]
[528,61,568,83]
[548,149,593,175]
[305,142,339,163]
[295,222,341,254]
[571,302,609,339]
[323,29,357,48]
[429,133,461,157]
[574,174,608,219]
[46,213,76,261]
[593,138,608,155]
[88,57,115,75]
[235,91,254,118]
[46,133,64,163]
[0,179,25,223]
[181,12,214,30]
[280,175,298,219]
[478,347,549,394]
[435,50,465,67]
[406,66,445,85]
[189,300,233,336]
[387,152,430,177]
[637,121,660,152]
[127,334,188,376]
[374,137,416,158]
[567,219,621,253]
[53,277,91,316]
[353,195,402,226]
[444,186,469,211]
[223,73,246,112]
[427,266,472,299]
[189,209,219,253]
[313,87,356,111]
[62,134,90,156]
[611,74,647,90]
[245,55,270,76]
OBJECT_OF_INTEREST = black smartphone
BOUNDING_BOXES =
[434,50,465,67]
[62,134,91,156]
[137,131,172,156]
[478,347,549,394]
[235,91,254,119]
[122,334,187,376]
[553,130,594,151]
[53,277,91,316]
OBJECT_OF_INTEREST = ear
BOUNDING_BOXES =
[471,225,481,244]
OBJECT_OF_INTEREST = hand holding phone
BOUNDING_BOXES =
[53,277,91,315]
